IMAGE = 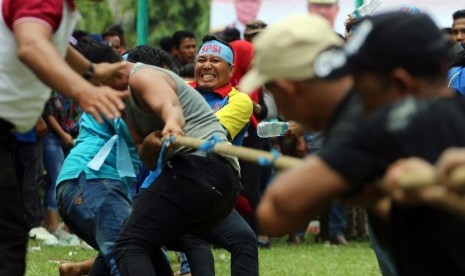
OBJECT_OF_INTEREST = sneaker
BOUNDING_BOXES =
[329,235,349,246]
[80,241,95,251]
[28,227,58,243]
[53,229,80,247]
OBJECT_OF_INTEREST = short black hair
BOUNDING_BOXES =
[179,63,195,79]
[222,27,240,43]
[104,24,125,47]
[126,45,178,72]
[453,10,465,21]
[72,30,89,40]
[158,36,173,53]
[172,31,195,49]
[101,30,121,40]
[201,34,234,58]
[74,38,122,64]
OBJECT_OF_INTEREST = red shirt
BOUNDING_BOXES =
[2,0,75,32]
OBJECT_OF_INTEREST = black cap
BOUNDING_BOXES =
[346,12,449,75]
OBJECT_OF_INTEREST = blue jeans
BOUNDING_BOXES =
[328,203,347,238]
[43,131,69,211]
[175,252,190,275]
[57,173,132,276]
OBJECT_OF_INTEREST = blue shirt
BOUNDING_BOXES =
[57,113,140,187]
[448,66,465,96]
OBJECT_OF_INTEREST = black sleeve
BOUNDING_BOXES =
[317,115,397,190]
[318,97,465,190]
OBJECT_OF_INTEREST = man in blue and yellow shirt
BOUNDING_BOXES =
[190,35,253,145]
[187,35,259,276]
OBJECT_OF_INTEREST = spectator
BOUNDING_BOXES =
[231,0,263,38]
[179,62,195,81]
[42,90,83,245]
[222,26,241,43]
[102,30,124,55]
[452,10,465,44]
[244,19,267,42]
[308,0,339,28]
[158,35,174,55]
[172,30,197,67]
[104,24,126,53]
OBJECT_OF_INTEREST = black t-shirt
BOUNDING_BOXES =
[319,96,465,275]
[321,90,363,148]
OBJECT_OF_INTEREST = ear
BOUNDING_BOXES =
[275,78,297,95]
[391,68,419,96]
[229,64,236,78]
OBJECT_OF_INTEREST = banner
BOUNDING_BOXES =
[210,0,306,37]
[210,0,462,36]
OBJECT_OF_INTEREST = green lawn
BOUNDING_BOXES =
[26,238,381,275]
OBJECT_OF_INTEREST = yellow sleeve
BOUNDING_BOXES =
[215,88,253,140]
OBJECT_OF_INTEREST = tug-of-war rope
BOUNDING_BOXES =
[142,134,465,190]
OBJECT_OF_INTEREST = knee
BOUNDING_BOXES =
[114,243,147,262]
[241,228,258,246]
[226,228,257,253]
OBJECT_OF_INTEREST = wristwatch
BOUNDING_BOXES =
[82,63,94,80]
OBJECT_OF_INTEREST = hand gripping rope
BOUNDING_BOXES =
[257,148,281,167]
[139,135,175,190]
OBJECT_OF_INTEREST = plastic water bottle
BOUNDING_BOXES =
[256,121,289,138]
[350,0,382,19]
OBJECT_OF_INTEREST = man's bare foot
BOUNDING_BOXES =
[59,257,94,276]
[59,262,81,276]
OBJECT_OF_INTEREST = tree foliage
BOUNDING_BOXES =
[76,0,211,49]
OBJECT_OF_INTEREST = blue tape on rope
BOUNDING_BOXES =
[140,136,175,190]
[199,135,222,152]
[257,148,281,167]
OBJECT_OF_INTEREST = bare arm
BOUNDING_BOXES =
[257,155,349,236]
[129,69,185,138]
[35,117,48,137]
[14,22,128,122]
[137,131,163,170]
[65,45,127,85]
[123,118,162,170]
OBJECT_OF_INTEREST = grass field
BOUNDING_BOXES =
[26,237,381,276]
